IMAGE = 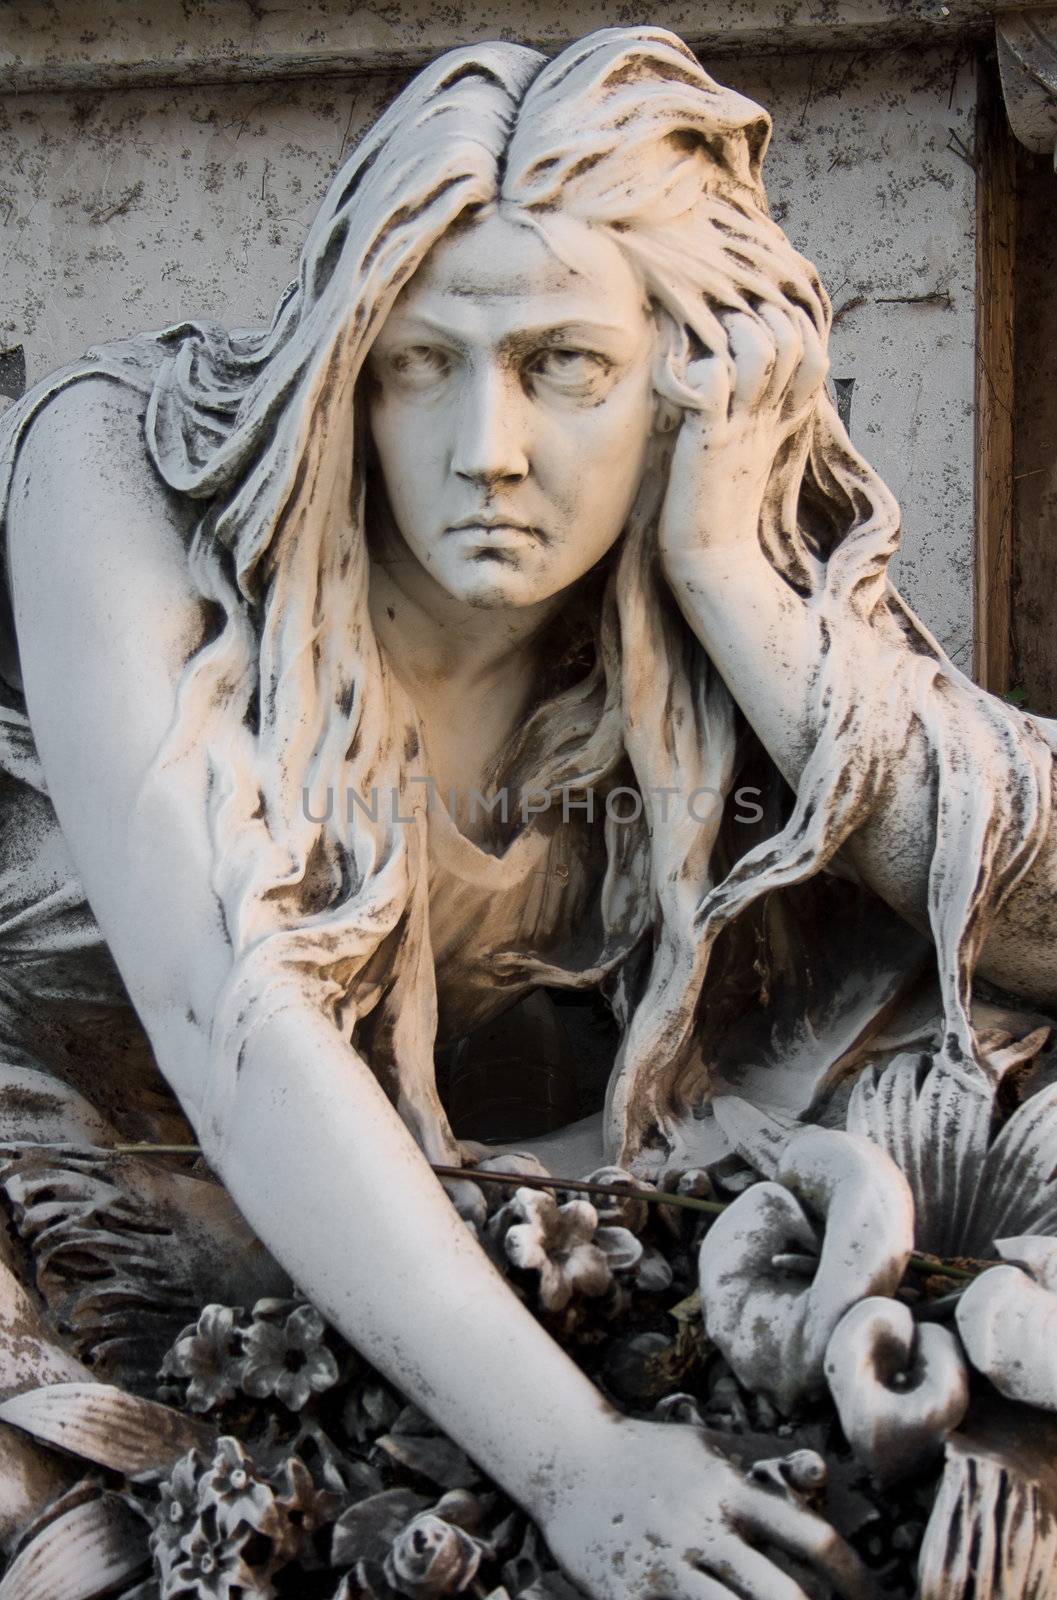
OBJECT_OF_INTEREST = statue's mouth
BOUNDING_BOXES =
[446,517,548,543]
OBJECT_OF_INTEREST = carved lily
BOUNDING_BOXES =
[721,1041,1057,1263]
[955,1235,1057,1411]
[824,1297,969,1484]
[698,1127,914,1412]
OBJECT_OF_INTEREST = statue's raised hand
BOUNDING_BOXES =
[544,1416,868,1600]
[657,301,829,583]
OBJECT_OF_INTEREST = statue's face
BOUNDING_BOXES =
[366,208,657,608]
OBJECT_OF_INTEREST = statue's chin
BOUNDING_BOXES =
[442,562,554,611]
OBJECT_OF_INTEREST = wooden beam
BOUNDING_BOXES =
[2,0,1056,95]
[1010,144,1057,714]
[974,52,1017,694]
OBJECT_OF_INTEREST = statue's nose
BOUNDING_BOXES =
[450,365,530,486]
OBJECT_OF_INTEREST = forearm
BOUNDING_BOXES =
[667,535,944,926]
[196,1001,617,1521]
[664,538,823,789]
[669,537,1057,1005]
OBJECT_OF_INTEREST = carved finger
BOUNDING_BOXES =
[638,1566,742,1600]
[724,311,778,410]
[735,1490,871,1600]
[755,302,803,406]
[683,352,734,423]
[697,1535,811,1600]
[785,306,830,412]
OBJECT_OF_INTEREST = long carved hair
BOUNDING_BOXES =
[139,27,1054,1169]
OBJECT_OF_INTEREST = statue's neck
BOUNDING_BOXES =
[366,523,566,825]
[366,517,565,693]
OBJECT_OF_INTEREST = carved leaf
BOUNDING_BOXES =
[710,1096,793,1180]
[0,1382,215,1476]
[918,1404,1057,1600]
[972,1084,1057,1243]
[0,1490,148,1600]
[331,1487,432,1568]
[374,1431,478,1490]
[846,1052,994,1254]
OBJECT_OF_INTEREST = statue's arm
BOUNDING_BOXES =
[6,378,863,1600]
[658,319,1057,1010]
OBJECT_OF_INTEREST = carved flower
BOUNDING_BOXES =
[160,1305,245,1414]
[198,1437,277,1538]
[152,1449,208,1585]
[151,1438,333,1596]
[497,1188,641,1313]
[164,1510,268,1600]
[825,1297,969,1484]
[955,1235,1057,1410]
[383,1510,483,1597]
[698,1126,914,1412]
[579,1166,651,1233]
[241,1302,341,1411]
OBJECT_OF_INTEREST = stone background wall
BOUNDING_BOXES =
[0,39,977,662]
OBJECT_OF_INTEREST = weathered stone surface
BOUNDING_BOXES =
[0,0,1045,91]
[0,46,977,657]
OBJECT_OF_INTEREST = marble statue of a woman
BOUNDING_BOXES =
[1,23,1056,1600]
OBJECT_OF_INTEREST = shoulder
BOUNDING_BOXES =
[8,373,201,636]
[11,374,174,525]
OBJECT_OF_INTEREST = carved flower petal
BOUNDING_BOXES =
[593,1226,644,1275]
[699,1128,913,1412]
[554,1199,599,1247]
[331,1488,433,1569]
[956,1262,1057,1411]
[996,1233,1057,1290]
[502,1224,548,1275]
[634,1245,675,1294]
[824,1297,969,1485]
[536,1259,572,1313]
[558,1243,612,1302]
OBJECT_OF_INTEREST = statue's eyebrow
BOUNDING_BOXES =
[377,310,639,349]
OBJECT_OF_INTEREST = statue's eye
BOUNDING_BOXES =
[388,345,451,387]
[527,348,609,394]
